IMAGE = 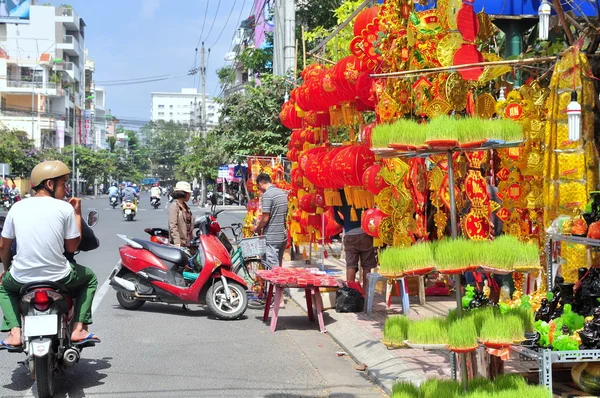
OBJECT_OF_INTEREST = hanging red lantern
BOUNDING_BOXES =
[298,193,325,214]
[307,214,322,229]
[279,100,303,129]
[291,168,304,189]
[304,152,326,187]
[453,44,484,81]
[304,110,331,128]
[361,208,389,238]
[457,2,479,42]
[304,128,329,144]
[356,71,376,110]
[331,145,376,187]
[362,164,389,195]
[287,149,299,162]
[360,122,376,147]
[321,68,345,107]
[323,208,343,238]
[299,146,327,172]
[308,70,331,111]
[354,6,380,37]
[332,56,364,102]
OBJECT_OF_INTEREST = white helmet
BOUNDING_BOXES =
[133,184,137,187]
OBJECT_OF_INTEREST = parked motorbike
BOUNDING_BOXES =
[144,227,169,245]
[2,194,11,211]
[110,196,118,209]
[122,200,137,221]
[110,209,248,320]
[150,196,161,210]
[0,211,100,398]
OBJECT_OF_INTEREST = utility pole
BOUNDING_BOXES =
[200,42,208,206]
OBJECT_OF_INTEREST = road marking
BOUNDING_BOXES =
[91,262,119,315]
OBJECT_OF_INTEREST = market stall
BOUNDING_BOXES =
[258,0,600,395]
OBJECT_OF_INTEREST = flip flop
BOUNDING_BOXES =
[0,340,23,351]
[73,333,101,345]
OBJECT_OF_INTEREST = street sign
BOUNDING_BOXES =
[0,163,10,177]
[218,166,229,179]
[234,165,247,179]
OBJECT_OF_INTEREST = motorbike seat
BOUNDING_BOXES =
[20,281,70,295]
[132,238,189,266]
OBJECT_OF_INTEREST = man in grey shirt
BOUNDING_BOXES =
[254,173,288,268]
[121,184,138,203]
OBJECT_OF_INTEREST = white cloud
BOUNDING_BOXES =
[140,0,160,19]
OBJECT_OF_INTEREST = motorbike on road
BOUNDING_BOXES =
[0,210,100,398]
[110,196,118,209]
[150,196,161,209]
[2,194,11,211]
[110,209,248,320]
[122,200,137,221]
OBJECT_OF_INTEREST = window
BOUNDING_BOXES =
[158,112,164,116]
[170,112,173,116]
[158,104,164,109]
[170,105,173,109]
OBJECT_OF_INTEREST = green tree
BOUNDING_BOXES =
[140,120,194,181]
[176,133,228,181]
[217,66,236,87]
[0,129,37,177]
[107,136,117,152]
[213,75,288,157]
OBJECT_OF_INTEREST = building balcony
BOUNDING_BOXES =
[57,35,82,56]
[0,81,60,96]
[55,7,80,30]
[56,62,82,82]
[0,111,57,131]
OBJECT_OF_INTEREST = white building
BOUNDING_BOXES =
[0,4,86,148]
[150,88,221,130]
[84,53,111,150]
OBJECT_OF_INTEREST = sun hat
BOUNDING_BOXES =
[174,181,193,193]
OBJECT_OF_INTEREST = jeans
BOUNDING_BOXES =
[263,241,287,269]
[0,263,97,331]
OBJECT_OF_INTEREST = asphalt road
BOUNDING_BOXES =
[0,193,385,398]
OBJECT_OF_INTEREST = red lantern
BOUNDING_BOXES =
[304,110,331,128]
[362,164,389,195]
[304,128,329,144]
[304,152,326,187]
[457,2,479,42]
[320,147,346,190]
[361,208,388,238]
[331,145,376,187]
[307,214,322,229]
[354,6,380,37]
[279,100,303,129]
[360,122,376,147]
[291,168,304,189]
[356,72,376,110]
[324,208,343,238]
[287,149,299,162]
[299,146,327,172]
[298,193,324,214]
[332,56,364,102]
[453,44,484,81]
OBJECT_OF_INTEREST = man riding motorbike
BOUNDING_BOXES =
[8,184,20,203]
[150,182,161,204]
[108,182,119,205]
[121,182,138,204]
[0,160,100,349]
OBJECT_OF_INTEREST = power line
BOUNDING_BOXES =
[208,0,238,50]
[203,0,222,43]
[196,0,211,50]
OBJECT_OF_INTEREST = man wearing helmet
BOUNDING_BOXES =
[107,182,119,204]
[121,182,138,204]
[0,160,99,348]
[150,182,161,204]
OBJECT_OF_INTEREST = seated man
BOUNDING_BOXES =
[107,183,119,203]
[0,160,100,348]
[121,184,138,204]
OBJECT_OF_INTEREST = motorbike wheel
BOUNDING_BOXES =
[207,280,247,320]
[127,214,134,221]
[34,353,55,398]
[116,273,145,310]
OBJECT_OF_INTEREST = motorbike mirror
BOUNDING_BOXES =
[86,210,99,227]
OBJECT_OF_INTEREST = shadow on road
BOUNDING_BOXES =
[3,356,112,397]
[254,312,337,332]
[112,302,249,321]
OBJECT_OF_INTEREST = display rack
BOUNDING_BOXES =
[380,141,525,391]
[511,345,600,390]
[545,233,600,289]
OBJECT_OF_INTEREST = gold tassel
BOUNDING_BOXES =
[373,238,383,247]
[316,206,324,215]
[344,187,355,206]
[350,206,358,222]
[324,189,342,207]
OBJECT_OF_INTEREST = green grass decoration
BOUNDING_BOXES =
[507,307,536,333]
[425,115,459,141]
[392,375,551,398]
[497,118,524,142]
[447,317,478,349]
[371,119,423,148]
[472,307,497,335]
[407,317,448,345]
[379,237,540,275]
[479,315,525,344]
[384,315,411,344]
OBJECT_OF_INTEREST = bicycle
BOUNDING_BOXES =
[220,223,267,309]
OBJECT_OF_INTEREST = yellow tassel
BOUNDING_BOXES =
[351,206,358,222]
[344,187,355,206]
[316,206,324,215]
[373,238,383,247]
[324,189,342,207]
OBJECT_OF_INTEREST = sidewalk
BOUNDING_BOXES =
[283,255,455,395]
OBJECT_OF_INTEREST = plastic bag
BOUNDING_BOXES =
[335,287,364,313]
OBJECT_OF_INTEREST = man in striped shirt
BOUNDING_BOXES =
[254,173,289,268]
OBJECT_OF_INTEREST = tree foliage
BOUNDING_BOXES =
[0,129,37,177]
[139,120,194,181]
[176,134,228,181]
[213,74,288,158]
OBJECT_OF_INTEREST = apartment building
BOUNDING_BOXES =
[0,3,86,148]
[150,88,221,130]
[84,52,111,150]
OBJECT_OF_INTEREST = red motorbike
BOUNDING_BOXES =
[109,210,248,320]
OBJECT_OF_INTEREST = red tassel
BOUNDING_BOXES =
[466,89,475,116]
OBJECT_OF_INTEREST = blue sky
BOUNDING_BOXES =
[46,0,253,126]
